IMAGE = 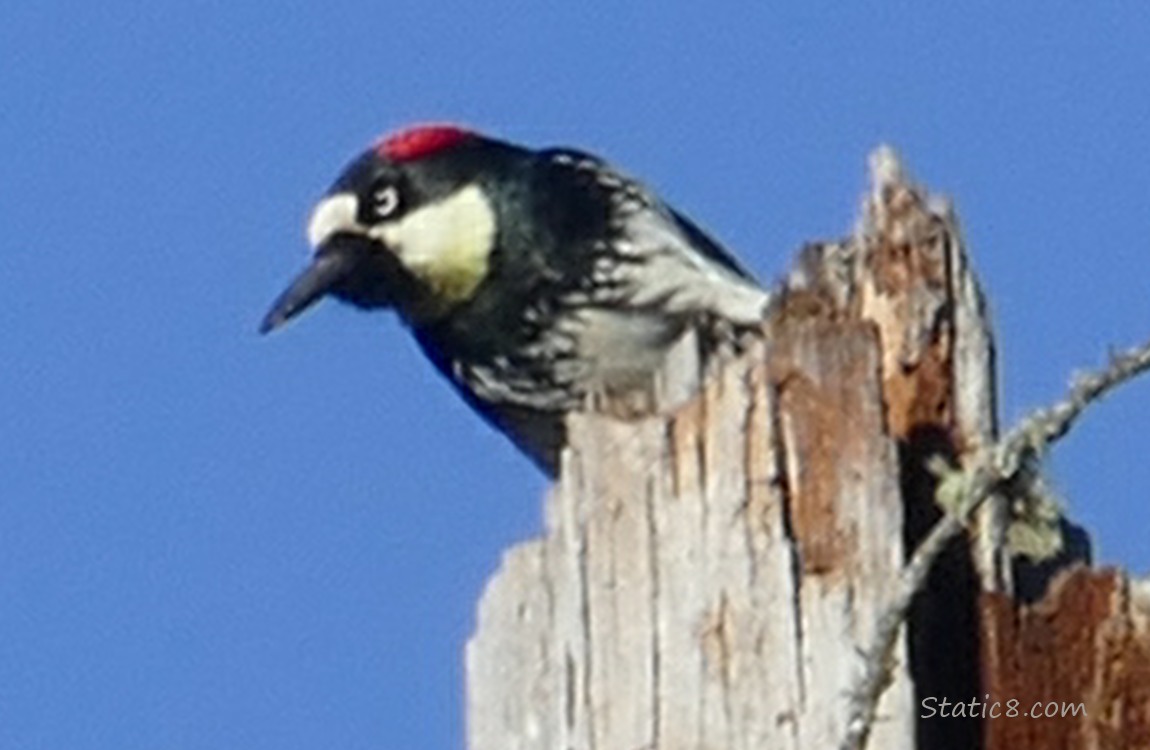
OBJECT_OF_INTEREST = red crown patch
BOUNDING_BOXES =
[376,124,476,162]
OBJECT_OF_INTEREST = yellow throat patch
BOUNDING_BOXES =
[373,185,496,315]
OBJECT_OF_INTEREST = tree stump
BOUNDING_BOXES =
[466,148,1150,750]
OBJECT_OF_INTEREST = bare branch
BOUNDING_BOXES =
[838,335,1150,750]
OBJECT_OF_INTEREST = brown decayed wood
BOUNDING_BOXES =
[858,179,958,447]
[982,568,1150,750]
[766,315,881,577]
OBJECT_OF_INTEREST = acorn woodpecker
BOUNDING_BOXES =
[261,125,771,476]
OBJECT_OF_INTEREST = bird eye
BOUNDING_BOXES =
[372,185,401,218]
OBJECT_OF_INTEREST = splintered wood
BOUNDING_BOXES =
[465,148,1150,750]
[468,325,912,750]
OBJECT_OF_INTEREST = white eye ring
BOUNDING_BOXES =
[373,185,400,218]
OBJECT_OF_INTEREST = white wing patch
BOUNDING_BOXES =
[549,149,771,325]
[613,208,772,325]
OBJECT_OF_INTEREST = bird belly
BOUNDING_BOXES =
[569,308,684,392]
[426,307,703,474]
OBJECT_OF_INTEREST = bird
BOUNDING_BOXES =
[261,124,771,477]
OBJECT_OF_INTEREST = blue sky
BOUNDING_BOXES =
[3,3,1149,749]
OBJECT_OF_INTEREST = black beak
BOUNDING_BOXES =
[259,242,361,334]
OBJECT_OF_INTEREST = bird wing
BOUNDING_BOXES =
[539,148,770,326]
[665,206,758,283]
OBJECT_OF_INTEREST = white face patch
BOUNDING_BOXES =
[307,193,361,249]
[370,185,496,306]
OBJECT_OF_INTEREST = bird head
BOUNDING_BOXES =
[260,124,515,333]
